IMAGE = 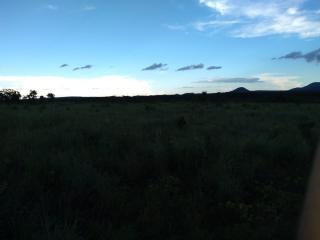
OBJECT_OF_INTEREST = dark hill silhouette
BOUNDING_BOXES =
[290,82,320,92]
[231,87,250,93]
[230,82,320,93]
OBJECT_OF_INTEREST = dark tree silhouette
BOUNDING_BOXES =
[47,93,55,99]
[26,90,38,100]
[0,89,21,102]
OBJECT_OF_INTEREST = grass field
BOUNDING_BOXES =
[1,101,319,240]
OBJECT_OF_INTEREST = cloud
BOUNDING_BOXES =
[195,77,261,83]
[193,74,302,90]
[164,24,187,31]
[181,86,195,89]
[0,75,153,97]
[45,4,58,11]
[60,64,69,68]
[304,48,320,63]
[198,0,320,38]
[199,0,231,15]
[83,5,96,11]
[170,20,239,33]
[177,64,204,71]
[72,65,93,71]
[279,51,304,59]
[80,65,93,70]
[276,48,320,63]
[193,20,240,31]
[207,66,222,70]
[257,73,302,90]
[142,63,168,71]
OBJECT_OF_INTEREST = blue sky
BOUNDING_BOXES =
[0,0,319,96]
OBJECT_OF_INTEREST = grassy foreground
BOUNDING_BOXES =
[0,101,319,240]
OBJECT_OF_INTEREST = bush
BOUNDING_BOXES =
[0,89,21,102]
[47,93,55,99]
[25,90,38,100]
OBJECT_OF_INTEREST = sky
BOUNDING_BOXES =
[0,0,319,97]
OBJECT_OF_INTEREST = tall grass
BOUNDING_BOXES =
[0,102,319,239]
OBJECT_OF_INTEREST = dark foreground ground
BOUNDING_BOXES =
[1,99,320,239]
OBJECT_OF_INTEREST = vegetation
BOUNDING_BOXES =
[0,89,21,102]
[0,89,57,103]
[25,90,38,100]
[47,93,55,99]
[0,100,319,240]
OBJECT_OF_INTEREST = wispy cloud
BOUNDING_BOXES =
[80,65,93,69]
[165,20,238,33]
[181,86,195,89]
[199,0,231,15]
[142,63,168,71]
[72,65,93,71]
[45,4,58,11]
[177,64,204,71]
[198,0,320,38]
[193,20,240,31]
[83,5,96,11]
[207,66,222,70]
[194,77,261,83]
[193,73,301,90]
[164,24,187,31]
[0,75,153,97]
[275,48,320,63]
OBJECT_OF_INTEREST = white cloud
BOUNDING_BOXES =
[233,11,320,38]
[256,73,302,90]
[193,20,240,31]
[83,5,96,11]
[198,0,320,38]
[199,0,231,15]
[45,4,58,11]
[287,7,298,15]
[0,75,153,97]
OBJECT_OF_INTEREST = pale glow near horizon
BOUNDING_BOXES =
[0,75,154,97]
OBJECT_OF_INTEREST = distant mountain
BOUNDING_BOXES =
[290,82,320,92]
[231,87,250,93]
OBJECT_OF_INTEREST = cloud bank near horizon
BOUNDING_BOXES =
[193,73,302,90]
[194,77,261,83]
[0,75,153,97]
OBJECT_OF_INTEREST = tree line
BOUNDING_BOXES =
[0,89,55,102]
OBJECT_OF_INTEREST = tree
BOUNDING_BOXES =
[47,93,55,99]
[0,89,21,102]
[26,90,37,100]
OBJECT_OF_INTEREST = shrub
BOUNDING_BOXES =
[47,93,55,99]
[0,89,21,102]
[25,90,38,100]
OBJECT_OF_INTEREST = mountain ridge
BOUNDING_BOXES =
[230,82,320,93]
[289,82,320,92]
